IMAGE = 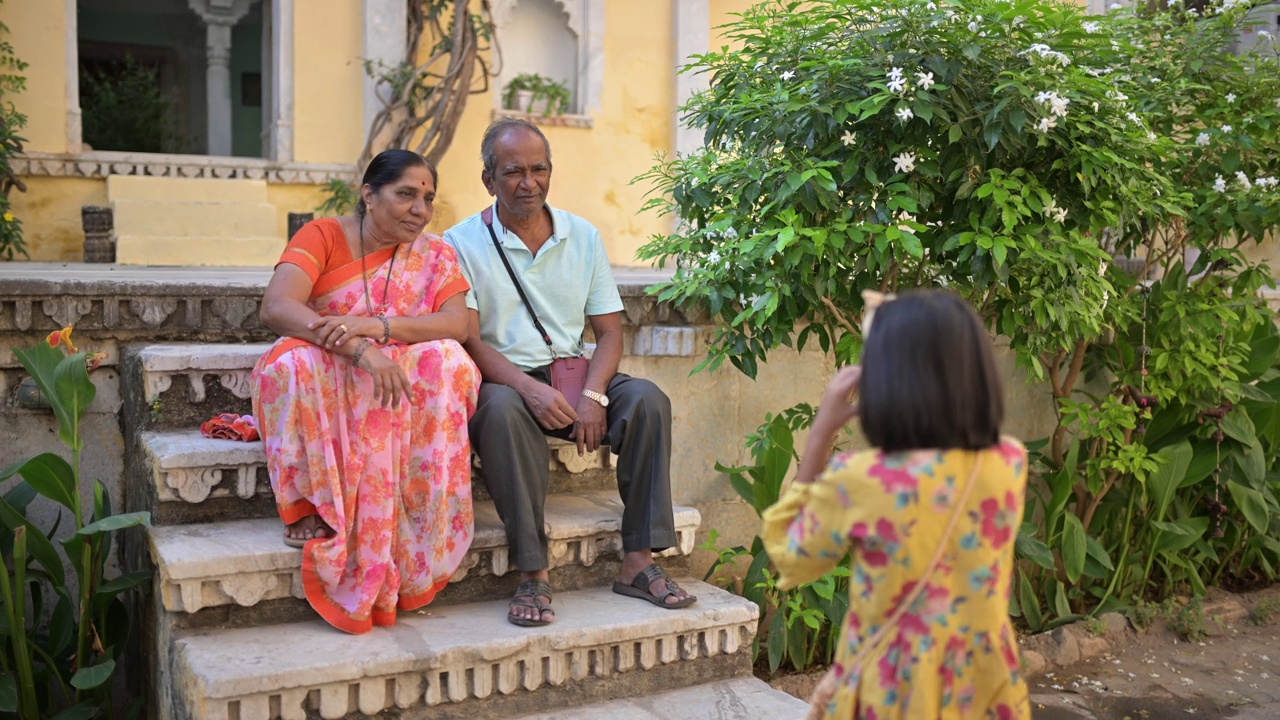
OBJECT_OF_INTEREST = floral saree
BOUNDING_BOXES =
[251,221,480,634]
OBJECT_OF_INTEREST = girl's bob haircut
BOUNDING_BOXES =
[857,289,1004,452]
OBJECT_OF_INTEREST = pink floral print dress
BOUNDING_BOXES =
[762,438,1031,719]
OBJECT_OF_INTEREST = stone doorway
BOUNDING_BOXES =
[77,0,269,158]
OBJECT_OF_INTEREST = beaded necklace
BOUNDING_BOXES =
[358,212,397,314]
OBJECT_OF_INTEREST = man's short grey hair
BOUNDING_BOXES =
[481,118,553,177]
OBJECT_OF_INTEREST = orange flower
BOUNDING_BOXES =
[85,352,109,371]
[46,326,79,353]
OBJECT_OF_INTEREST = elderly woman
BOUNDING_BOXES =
[251,149,480,634]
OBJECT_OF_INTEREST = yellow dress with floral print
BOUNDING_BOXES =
[762,437,1031,720]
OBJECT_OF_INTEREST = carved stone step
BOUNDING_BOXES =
[162,582,756,720]
[141,430,620,524]
[133,343,270,430]
[506,677,808,720]
[149,490,701,618]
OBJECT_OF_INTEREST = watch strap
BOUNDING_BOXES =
[581,389,608,406]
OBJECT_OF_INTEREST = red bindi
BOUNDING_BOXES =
[421,182,426,186]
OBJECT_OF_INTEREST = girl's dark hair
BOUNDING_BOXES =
[857,289,1004,452]
[356,149,437,217]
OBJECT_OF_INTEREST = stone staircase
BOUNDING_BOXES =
[109,176,283,266]
[120,343,807,720]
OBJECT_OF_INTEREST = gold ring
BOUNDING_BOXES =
[339,324,348,332]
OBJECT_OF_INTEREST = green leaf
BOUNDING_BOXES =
[0,495,65,587]
[48,593,74,656]
[1061,514,1087,584]
[0,673,15,712]
[1052,580,1071,619]
[1019,574,1042,632]
[6,452,76,512]
[1084,535,1115,575]
[1152,517,1209,553]
[1227,480,1270,534]
[77,511,151,537]
[1221,408,1257,446]
[1014,531,1055,571]
[98,571,150,597]
[49,702,99,720]
[71,658,116,690]
[767,606,786,672]
[52,353,96,450]
[1242,327,1280,381]
[1148,441,1193,521]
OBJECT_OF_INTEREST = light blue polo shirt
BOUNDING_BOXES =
[443,203,623,371]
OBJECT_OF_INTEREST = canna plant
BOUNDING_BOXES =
[0,328,150,719]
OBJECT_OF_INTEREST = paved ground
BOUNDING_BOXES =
[1030,588,1280,719]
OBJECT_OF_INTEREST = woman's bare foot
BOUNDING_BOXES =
[283,515,334,546]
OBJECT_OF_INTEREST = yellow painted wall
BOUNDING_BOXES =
[9,177,108,261]
[432,2,676,266]
[291,0,364,165]
[5,0,70,153]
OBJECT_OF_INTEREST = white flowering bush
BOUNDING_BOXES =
[641,0,1280,643]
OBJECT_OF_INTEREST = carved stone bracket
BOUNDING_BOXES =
[165,571,299,614]
[41,297,95,328]
[631,326,700,357]
[158,464,266,504]
[144,369,255,404]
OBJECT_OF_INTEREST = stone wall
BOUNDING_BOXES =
[0,265,1060,577]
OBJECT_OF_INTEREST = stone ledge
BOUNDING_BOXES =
[149,491,701,614]
[142,429,618,507]
[506,677,808,720]
[171,581,755,720]
[13,149,355,185]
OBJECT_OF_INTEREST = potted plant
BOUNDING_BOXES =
[502,73,571,116]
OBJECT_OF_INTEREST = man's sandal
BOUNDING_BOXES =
[507,578,555,627]
[612,563,697,609]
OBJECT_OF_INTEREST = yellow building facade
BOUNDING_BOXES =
[5,0,756,266]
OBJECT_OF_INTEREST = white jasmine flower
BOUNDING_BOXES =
[1127,111,1141,123]
[1186,7,1199,15]
[1037,116,1058,132]
[1050,95,1070,117]
[706,250,722,264]
[1226,92,1238,103]
[1035,91,1054,104]
[1213,175,1227,192]
[968,20,979,31]
[887,76,907,93]
[927,1,937,8]
[1148,131,1157,140]
[916,72,936,90]
[1083,21,1100,32]
[1237,171,1252,189]
[1222,124,1232,133]
[1092,101,1100,112]
[724,226,739,240]
[1043,197,1068,222]
[1106,90,1129,102]
[887,66,904,81]
[1260,30,1273,38]
[1196,132,1210,146]
[893,152,917,173]
[842,130,858,146]
[780,70,795,81]
[896,106,915,121]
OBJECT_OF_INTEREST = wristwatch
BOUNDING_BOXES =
[581,389,609,407]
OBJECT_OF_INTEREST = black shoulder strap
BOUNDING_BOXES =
[482,206,555,352]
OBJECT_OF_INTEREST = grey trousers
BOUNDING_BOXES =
[469,368,677,571]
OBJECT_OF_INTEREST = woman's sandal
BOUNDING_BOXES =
[612,563,697,609]
[507,578,555,627]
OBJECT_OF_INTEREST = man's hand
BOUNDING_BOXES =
[572,394,608,455]
[520,381,578,430]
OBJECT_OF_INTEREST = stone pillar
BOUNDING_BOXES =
[189,0,255,156]
[363,0,407,141]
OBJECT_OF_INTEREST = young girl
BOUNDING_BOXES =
[763,290,1030,719]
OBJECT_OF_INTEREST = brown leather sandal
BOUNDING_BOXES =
[612,563,697,609]
[507,578,555,627]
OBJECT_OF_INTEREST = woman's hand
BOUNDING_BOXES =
[359,349,412,409]
[309,315,382,349]
[814,365,861,434]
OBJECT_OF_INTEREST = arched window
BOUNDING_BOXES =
[491,0,603,124]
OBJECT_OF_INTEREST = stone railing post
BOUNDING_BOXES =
[82,205,115,263]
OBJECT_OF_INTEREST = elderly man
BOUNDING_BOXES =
[443,118,694,626]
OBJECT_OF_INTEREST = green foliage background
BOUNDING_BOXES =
[644,0,1280,671]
